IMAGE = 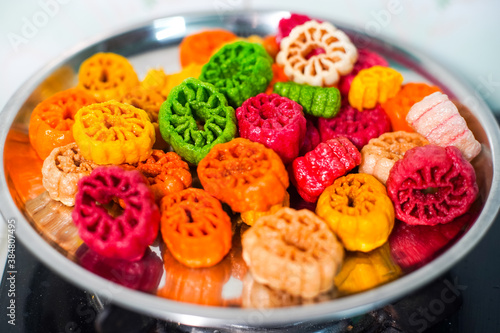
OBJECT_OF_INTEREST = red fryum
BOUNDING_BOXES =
[389,208,473,269]
[236,93,306,164]
[318,104,392,150]
[290,136,361,202]
[299,118,321,156]
[387,145,478,226]
[76,244,163,292]
[276,13,312,44]
[72,166,160,261]
[338,49,389,96]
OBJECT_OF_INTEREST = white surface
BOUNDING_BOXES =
[0,0,499,274]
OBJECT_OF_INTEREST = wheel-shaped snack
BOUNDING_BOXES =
[386,145,478,226]
[359,131,429,185]
[290,136,361,203]
[406,92,481,161]
[72,101,155,165]
[242,207,344,298]
[120,86,164,122]
[381,83,441,132]
[199,41,273,107]
[236,93,306,164]
[316,173,395,252]
[197,138,289,213]
[77,52,139,102]
[72,166,160,261]
[160,188,232,268]
[273,81,341,118]
[276,20,358,87]
[29,88,96,160]
[338,48,389,96]
[158,77,237,165]
[42,143,97,206]
[318,104,392,150]
[125,150,192,203]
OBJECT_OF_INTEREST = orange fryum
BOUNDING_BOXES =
[160,188,233,268]
[262,35,280,59]
[381,83,441,132]
[158,248,231,306]
[130,150,192,203]
[78,52,139,102]
[265,63,289,94]
[140,68,168,95]
[4,129,45,202]
[197,138,289,213]
[160,64,203,97]
[179,29,238,67]
[29,88,97,160]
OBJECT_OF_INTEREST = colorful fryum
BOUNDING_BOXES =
[197,138,289,213]
[126,150,192,203]
[42,143,97,206]
[406,92,481,161]
[78,52,139,102]
[381,83,441,132]
[72,166,160,261]
[316,173,395,252]
[29,88,96,160]
[179,29,238,67]
[236,93,306,164]
[338,49,389,96]
[160,188,232,268]
[72,101,155,165]
[359,131,429,185]
[242,208,344,298]
[158,78,237,165]
[199,41,273,107]
[318,104,392,150]
[277,20,358,86]
[273,82,341,118]
[386,145,478,226]
[290,136,361,202]
[348,66,403,111]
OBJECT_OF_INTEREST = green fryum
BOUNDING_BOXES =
[158,77,237,165]
[199,41,273,107]
[273,82,341,118]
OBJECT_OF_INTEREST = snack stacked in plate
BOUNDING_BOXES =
[29,13,481,301]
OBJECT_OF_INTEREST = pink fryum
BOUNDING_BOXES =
[318,103,392,150]
[338,49,389,96]
[290,136,361,202]
[386,145,478,226]
[236,93,306,164]
[72,166,160,261]
[276,13,314,44]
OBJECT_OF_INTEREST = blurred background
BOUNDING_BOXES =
[0,0,499,113]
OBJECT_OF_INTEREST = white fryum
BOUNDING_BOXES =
[276,20,358,86]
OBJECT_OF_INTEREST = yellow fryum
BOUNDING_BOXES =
[334,243,402,295]
[240,192,290,226]
[77,53,139,102]
[141,68,169,96]
[348,66,403,111]
[316,173,394,252]
[160,64,203,97]
[73,101,155,165]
